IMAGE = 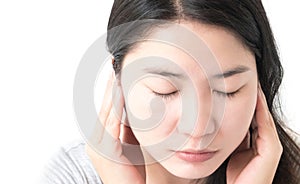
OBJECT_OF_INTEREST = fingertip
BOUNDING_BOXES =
[254,87,265,121]
[257,83,262,96]
[255,85,273,130]
[257,81,261,89]
[255,87,262,110]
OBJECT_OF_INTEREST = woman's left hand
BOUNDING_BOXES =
[226,85,283,184]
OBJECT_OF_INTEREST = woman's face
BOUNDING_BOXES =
[120,21,257,179]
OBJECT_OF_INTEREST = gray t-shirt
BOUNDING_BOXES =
[40,140,103,184]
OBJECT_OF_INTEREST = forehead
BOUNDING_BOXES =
[121,21,255,79]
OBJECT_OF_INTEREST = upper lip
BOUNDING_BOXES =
[176,149,217,154]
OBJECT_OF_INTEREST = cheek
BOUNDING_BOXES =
[127,87,181,146]
[127,84,152,120]
[218,86,257,149]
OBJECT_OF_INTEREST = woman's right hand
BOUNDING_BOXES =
[85,71,145,184]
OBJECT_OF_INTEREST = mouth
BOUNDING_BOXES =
[174,149,218,162]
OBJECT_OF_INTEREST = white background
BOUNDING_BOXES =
[0,1,299,183]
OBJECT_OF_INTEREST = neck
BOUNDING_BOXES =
[141,148,207,184]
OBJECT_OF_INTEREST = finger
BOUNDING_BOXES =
[94,84,124,159]
[99,71,115,124]
[86,72,145,184]
[90,71,115,143]
[229,86,282,184]
[91,71,120,143]
[105,84,124,139]
[254,85,282,154]
[255,86,275,136]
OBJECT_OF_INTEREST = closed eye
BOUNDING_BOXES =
[154,89,240,100]
[153,90,179,100]
[213,89,240,99]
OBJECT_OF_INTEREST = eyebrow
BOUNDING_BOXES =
[143,65,250,79]
[213,65,250,79]
[143,68,185,79]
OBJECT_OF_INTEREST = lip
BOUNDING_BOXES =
[175,149,218,162]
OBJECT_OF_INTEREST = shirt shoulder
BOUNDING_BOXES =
[40,140,103,184]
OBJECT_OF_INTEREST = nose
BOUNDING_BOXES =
[176,88,216,138]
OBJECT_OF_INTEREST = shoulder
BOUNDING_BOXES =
[40,140,103,184]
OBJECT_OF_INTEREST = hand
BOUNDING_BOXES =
[85,71,145,184]
[226,85,283,184]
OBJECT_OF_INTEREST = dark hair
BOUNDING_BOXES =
[106,0,300,183]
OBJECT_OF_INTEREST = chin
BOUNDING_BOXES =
[170,169,214,179]
[160,154,221,179]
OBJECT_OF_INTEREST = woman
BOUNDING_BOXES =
[43,0,300,183]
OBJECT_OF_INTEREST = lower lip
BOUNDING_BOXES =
[176,151,217,162]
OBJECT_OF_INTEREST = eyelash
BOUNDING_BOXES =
[153,91,179,100]
[153,89,240,100]
[213,89,240,99]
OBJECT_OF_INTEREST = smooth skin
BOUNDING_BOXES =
[86,22,282,184]
[86,74,282,184]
